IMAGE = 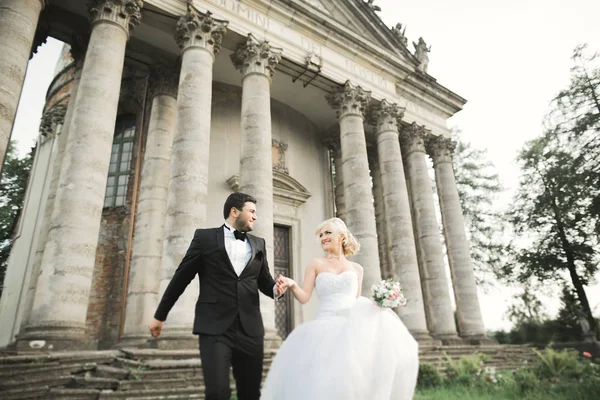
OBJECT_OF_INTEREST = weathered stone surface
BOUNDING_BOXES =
[0,0,46,169]
[428,135,487,339]
[231,33,282,345]
[400,123,458,340]
[371,102,431,340]
[326,81,381,294]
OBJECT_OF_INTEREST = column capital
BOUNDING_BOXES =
[326,80,371,119]
[175,6,228,54]
[88,0,143,36]
[40,104,67,139]
[149,64,179,99]
[231,34,282,78]
[427,135,456,165]
[370,99,405,134]
[399,122,429,155]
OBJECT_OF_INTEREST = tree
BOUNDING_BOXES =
[549,44,600,235]
[502,129,599,339]
[451,131,507,285]
[0,141,33,294]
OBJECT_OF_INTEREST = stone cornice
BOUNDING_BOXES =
[175,6,228,54]
[149,64,179,99]
[231,34,283,79]
[88,0,143,36]
[227,171,311,208]
[399,122,429,156]
[427,135,456,165]
[370,99,405,134]
[326,80,371,119]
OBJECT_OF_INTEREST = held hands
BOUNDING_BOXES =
[276,274,297,296]
[148,319,164,338]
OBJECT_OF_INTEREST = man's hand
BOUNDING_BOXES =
[275,274,296,296]
[148,319,164,338]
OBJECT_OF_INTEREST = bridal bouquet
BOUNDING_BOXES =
[371,279,407,308]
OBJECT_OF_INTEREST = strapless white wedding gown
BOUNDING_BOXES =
[261,271,419,400]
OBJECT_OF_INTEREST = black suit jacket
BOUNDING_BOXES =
[154,226,277,337]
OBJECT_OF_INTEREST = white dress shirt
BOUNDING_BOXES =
[223,222,282,299]
[223,222,252,276]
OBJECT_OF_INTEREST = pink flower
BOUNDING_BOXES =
[583,352,592,358]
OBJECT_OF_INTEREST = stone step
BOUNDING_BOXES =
[132,368,202,381]
[1,385,50,400]
[92,364,131,380]
[70,376,120,390]
[0,350,121,365]
[49,388,100,399]
[0,363,94,380]
[117,378,191,391]
[98,387,205,399]
[0,374,73,391]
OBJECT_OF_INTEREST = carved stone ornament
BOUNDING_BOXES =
[231,34,283,78]
[149,64,179,98]
[427,135,456,165]
[227,171,311,208]
[391,23,408,47]
[326,80,371,119]
[369,99,405,134]
[175,6,228,53]
[88,0,143,35]
[272,139,289,174]
[399,122,429,156]
[40,104,67,138]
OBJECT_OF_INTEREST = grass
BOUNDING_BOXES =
[415,383,597,400]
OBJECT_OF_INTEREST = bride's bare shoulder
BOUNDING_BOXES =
[351,262,364,274]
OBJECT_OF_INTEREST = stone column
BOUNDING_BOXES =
[428,135,487,340]
[0,0,48,168]
[122,66,178,345]
[371,103,431,340]
[367,149,390,280]
[324,132,346,219]
[231,34,282,346]
[400,123,459,342]
[20,55,85,331]
[157,8,227,345]
[326,81,381,294]
[19,0,142,350]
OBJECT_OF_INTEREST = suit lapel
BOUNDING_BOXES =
[217,225,238,277]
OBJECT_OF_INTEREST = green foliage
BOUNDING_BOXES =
[417,363,443,389]
[500,44,600,340]
[0,141,33,294]
[531,347,581,380]
[512,367,538,394]
[451,132,507,286]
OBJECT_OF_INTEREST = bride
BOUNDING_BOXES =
[261,218,419,400]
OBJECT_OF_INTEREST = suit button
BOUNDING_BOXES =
[237,277,241,282]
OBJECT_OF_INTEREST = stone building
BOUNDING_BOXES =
[0,0,487,351]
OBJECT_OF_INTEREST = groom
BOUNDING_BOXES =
[148,192,287,400]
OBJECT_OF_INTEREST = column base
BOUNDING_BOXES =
[16,322,97,352]
[431,332,463,345]
[116,335,157,349]
[461,334,498,345]
[410,331,442,347]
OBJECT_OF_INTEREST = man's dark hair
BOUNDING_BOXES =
[223,192,257,219]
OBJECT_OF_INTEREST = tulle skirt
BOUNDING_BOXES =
[261,297,419,400]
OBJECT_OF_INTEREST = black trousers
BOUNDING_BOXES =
[198,316,264,400]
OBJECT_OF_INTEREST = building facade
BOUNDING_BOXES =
[0,0,488,351]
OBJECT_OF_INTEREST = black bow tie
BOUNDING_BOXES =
[233,230,247,242]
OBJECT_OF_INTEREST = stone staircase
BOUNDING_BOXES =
[0,344,537,399]
[418,343,539,373]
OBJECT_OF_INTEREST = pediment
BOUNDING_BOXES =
[227,171,311,208]
[294,0,416,62]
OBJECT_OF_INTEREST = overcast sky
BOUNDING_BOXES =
[9,0,600,330]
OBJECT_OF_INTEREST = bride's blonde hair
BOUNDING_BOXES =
[314,217,360,256]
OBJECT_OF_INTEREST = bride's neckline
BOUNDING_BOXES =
[316,270,357,279]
